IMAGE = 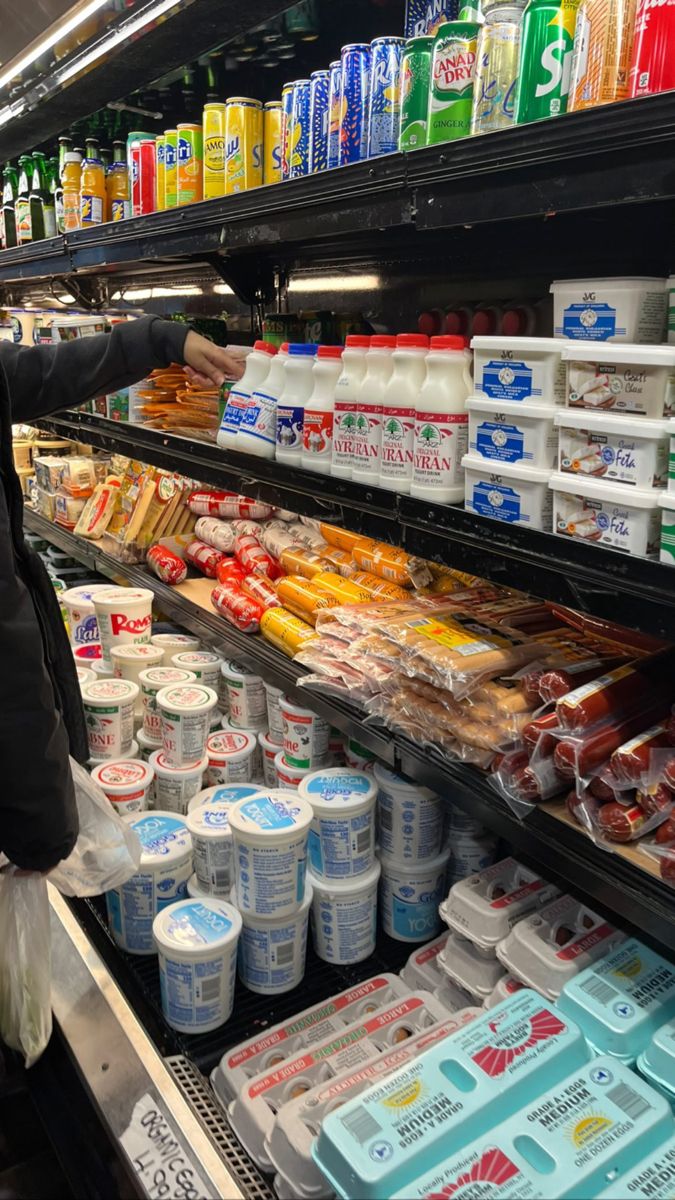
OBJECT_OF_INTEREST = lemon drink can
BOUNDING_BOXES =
[155,135,166,210]
[164,129,178,207]
[177,123,203,205]
[309,70,330,172]
[368,36,407,156]
[281,85,294,181]
[471,2,524,133]
[203,102,227,198]
[225,98,263,194]
[263,101,282,185]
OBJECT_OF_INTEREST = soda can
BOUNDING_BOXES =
[514,0,580,123]
[405,0,460,36]
[289,79,311,178]
[368,36,406,157]
[399,36,433,149]
[428,20,480,142]
[203,102,227,198]
[164,129,178,207]
[569,0,635,109]
[339,44,372,166]
[629,0,672,96]
[471,9,523,134]
[155,135,165,211]
[281,85,294,181]
[309,69,330,173]
[263,101,282,185]
[130,139,156,216]
[177,123,203,205]
[327,60,342,169]
[225,98,263,194]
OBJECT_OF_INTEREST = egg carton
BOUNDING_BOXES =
[400,933,449,992]
[496,892,626,1000]
[482,974,529,1009]
[266,1008,480,1200]
[221,991,449,1171]
[213,973,411,1103]
[439,932,507,1003]
[433,977,477,1013]
[439,856,559,953]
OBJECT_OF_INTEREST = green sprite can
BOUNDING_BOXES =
[428,20,481,143]
[399,36,434,150]
[514,0,581,124]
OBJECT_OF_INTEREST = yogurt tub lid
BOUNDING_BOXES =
[74,643,102,660]
[127,811,192,862]
[228,790,314,839]
[187,783,261,813]
[307,861,381,895]
[549,470,662,507]
[462,452,553,483]
[149,750,209,777]
[299,768,377,811]
[274,751,314,779]
[92,659,114,678]
[172,650,222,669]
[222,659,261,681]
[380,848,451,875]
[231,881,313,925]
[81,678,140,704]
[207,729,257,761]
[186,804,233,838]
[77,667,96,686]
[139,667,197,688]
[62,583,112,605]
[550,276,667,290]
[259,729,280,750]
[89,738,138,766]
[94,586,154,607]
[470,335,563,353]
[136,728,161,751]
[91,759,154,793]
[373,762,436,800]
[279,695,320,717]
[151,633,200,648]
[466,395,559,420]
[554,409,669,437]
[111,644,164,663]
[153,897,242,953]
[155,683,219,713]
[560,341,675,366]
[658,492,675,510]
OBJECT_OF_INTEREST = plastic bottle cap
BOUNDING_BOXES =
[396,333,429,348]
[344,334,371,348]
[369,335,397,348]
[253,340,278,356]
[280,342,290,352]
[430,334,466,351]
[317,345,344,358]
[288,343,318,355]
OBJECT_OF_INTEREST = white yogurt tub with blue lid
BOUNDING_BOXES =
[308,862,380,965]
[379,850,450,943]
[300,768,377,880]
[374,764,444,863]
[187,783,261,813]
[551,276,667,343]
[462,453,553,530]
[229,789,313,918]
[550,470,662,557]
[235,882,312,995]
[106,811,193,954]
[556,408,669,487]
[186,804,233,896]
[471,336,566,406]
[467,396,558,468]
[153,897,241,1033]
[187,873,210,898]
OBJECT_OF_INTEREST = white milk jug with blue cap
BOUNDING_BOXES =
[411,333,472,503]
[275,344,318,465]
[218,340,277,450]
[237,342,289,458]
[352,334,396,484]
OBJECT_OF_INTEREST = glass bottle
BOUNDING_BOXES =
[29,151,56,241]
[1,164,18,249]
[15,156,32,244]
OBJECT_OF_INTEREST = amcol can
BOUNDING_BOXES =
[226,98,263,194]
[471,1,524,134]
[368,36,407,157]
[327,60,342,168]
[428,20,480,142]
[339,44,372,165]
[629,0,674,97]
[164,129,178,207]
[177,123,203,205]
[514,0,581,123]
[263,101,282,185]
[309,69,330,172]
[204,102,227,198]
[399,36,434,149]
[290,80,311,178]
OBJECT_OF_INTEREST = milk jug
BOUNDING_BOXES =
[411,334,472,503]
[217,341,276,450]
[331,334,371,479]
[302,346,344,474]
[275,344,317,466]
[380,333,430,493]
[352,335,396,484]
[237,343,289,458]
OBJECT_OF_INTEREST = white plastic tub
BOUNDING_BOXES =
[186,804,233,895]
[111,643,164,714]
[136,727,159,761]
[205,728,258,785]
[228,789,314,918]
[561,342,675,416]
[259,730,279,786]
[462,453,553,530]
[264,681,285,744]
[153,897,241,1032]
[90,759,154,815]
[375,764,444,863]
[300,768,377,879]
[446,830,498,888]
[138,666,197,745]
[379,850,450,943]
[61,583,110,649]
[171,650,222,693]
[93,587,153,665]
[281,696,331,770]
[187,783,261,813]
[88,738,139,769]
[550,471,661,557]
[471,337,566,407]
[106,812,193,954]
[148,750,208,814]
[221,660,267,730]
[308,863,380,964]
[275,751,314,789]
[467,396,558,468]
[187,873,211,899]
[156,683,218,766]
[76,666,96,688]
[236,882,312,994]
[556,409,669,488]
[551,277,667,342]
[150,632,200,663]
[81,678,139,760]
[659,492,675,564]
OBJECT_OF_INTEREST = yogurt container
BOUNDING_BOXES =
[638,1020,675,1102]
[379,850,450,943]
[275,751,314,789]
[400,933,449,991]
[93,587,153,665]
[90,759,154,815]
[81,678,139,761]
[551,276,667,343]
[438,932,506,1003]
[105,812,192,954]
[186,783,261,814]
[205,728,257,785]
[659,492,675,564]
[446,830,498,886]
[186,873,210,899]
[171,650,222,693]
[111,644,164,714]
[76,666,96,688]
[445,808,488,837]
[440,858,559,953]
[88,738,139,769]
[150,632,200,663]
[236,882,312,995]
[556,409,669,488]
[597,1136,675,1200]
[228,789,314,918]
[62,583,110,649]
[345,737,377,770]
[91,658,115,680]
[186,804,234,896]
[148,750,208,814]
[300,768,377,879]
[221,661,267,730]
[138,666,197,744]
[281,696,330,770]
[264,681,285,744]
[550,471,661,556]
[308,862,380,964]
[136,727,160,761]
[374,765,444,863]
[467,396,558,468]
[471,336,566,406]
[562,342,675,416]
[156,683,218,766]
[463,452,553,530]
[259,730,279,786]
[153,897,241,1033]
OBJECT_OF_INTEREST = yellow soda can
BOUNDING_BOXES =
[225,98,263,195]
[177,122,203,205]
[155,135,165,211]
[203,102,227,198]
[164,129,178,207]
[263,100,282,185]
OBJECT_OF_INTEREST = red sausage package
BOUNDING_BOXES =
[211,582,264,632]
[609,724,671,786]
[241,574,279,612]
[185,539,227,579]
[216,557,247,587]
[234,534,281,579]
[556,649,675,731]
[146,543,187,586]
[188,490,275,520]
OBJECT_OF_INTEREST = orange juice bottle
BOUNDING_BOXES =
[62,150,82,232]
[80,138,106,226]
[106,139,130,221]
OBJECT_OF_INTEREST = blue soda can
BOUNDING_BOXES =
[281,83,294,181]
[327,60,342,169]
[309,69,330,173]
[368,36,407,157]
[339,44,372,166]
[290,79,311,178]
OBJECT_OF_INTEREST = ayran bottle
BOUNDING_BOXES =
[411,334,472,504]
[276,344,318,466]
[352,334,396,484]
[237,342,290,458]
[331,334,371,480]
[217,340,277,450]
[302,345,344,474]
[380,333,429,494]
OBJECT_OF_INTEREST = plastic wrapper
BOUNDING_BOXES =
[553,701,674,788]
[609,724,671,786]
[50,759,143,896]
[321,547,358,577]
[0,874,51,1067]
[547,604,668,655]
[350,540,428,587]
[312,572,373,605]
[234,533,280,579]
[492,750,565,814]
[276,576,340,627]
[279,546,330,579]
[211,582,263,632]
[185,538,226,578]
[187,490,275,519]
[240,574,279,612]
[535,656,629,705]
[318,523,366,552]
[260,607,316,656]
[522,709,559,757]
[216,557,247,587]
[146,543,188,585]
[258,520,301,559]
[350,571,413,601]
[194,516,237,554]
[230,519,262,537]
[556,651,675,731]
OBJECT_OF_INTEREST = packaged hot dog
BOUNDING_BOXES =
[147,543,188,585]
[188,490,275,519]
[240,574,279,612]
[211,582,264,632]
[194,516,237,554]
[234,534,280,579]
[185,539,227,578]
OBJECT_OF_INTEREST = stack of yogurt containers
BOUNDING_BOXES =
[149,680,218,814]
[275,694,332,787]
[185,783,262,900]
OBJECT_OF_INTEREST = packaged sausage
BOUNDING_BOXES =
[234,534,280,579]
[260,607,316,656]
[350,572,410,601]
[276,576,340,626]
[522,710,559,757]
[215,557,246,586]
[188,490,275,519]
[146,544,188,586]
[284,522,328,553]
[556,650,675,731]
[230,519,262,537]
[609,724,671,786]
[185,539,226,578]
[554,701,675,787]
[258,520,301,559]
[319,524,366,553]
[312,572,373,605]
[351,540,430,587]
[240,574,279,612]
[279,547,330,579]
[194,516,237,554]
[321,547,359,577]
[597,801,650,843]
[211,582,264,632]
[536,657,629,705]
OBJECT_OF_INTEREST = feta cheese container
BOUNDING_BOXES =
[105,812,192,954]
[204,728,258,785]
[81,678,139,761]
[551,276,667,342]
[228,789,314,918]
[308,862,381,964]
[235,882,312,995]
[300,767,377,879]
[562,342,675,416]
[467,396,558,468]
[556,409,669,487]
[148,749,208,814]
[153,897,241,1033]
[379,850,450,943]
[186,804,234,896]
[471,336,566,406]
[659,492,675,564]
[462,453,553,530]
[550,471,662,556]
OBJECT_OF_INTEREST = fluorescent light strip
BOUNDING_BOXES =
[213,284,234,295]
[287,274,380,293]
[56,0,182,85]
[111,286,203,300]
[0,0,109,91]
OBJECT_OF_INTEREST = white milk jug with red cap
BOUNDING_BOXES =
[380,333,430,494]
[275,344,317,466]
[352,335,396,484]
[411,334,472,504]
[331,335,371,479]
[237,343,289,458]
[302,345,344,474]
[217,341,277,450]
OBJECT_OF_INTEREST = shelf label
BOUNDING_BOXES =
[120,1093,212,1199]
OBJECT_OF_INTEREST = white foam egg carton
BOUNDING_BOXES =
[400,933,449,992]
[439,856,559,953]
[433,977,477,1013]
[221,991,449,1171]
[213,973,410,1102]
[496,893,626,1000]
[438,932,507,1002]
[265,1008,480,1200]
[482,974,530,1009]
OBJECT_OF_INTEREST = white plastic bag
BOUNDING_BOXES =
[49,757,142,897]
[0,873,52,1067]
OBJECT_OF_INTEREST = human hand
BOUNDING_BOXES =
[183,330,245,389]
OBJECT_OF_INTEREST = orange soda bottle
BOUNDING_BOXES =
[62,150,82,232]
[106,139,130,221]
[80,138,106,226]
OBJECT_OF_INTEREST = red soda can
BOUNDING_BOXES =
[131,139,156,216]
[630,0,675,96]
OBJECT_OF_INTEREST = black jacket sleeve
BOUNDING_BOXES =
[1,315,188,423]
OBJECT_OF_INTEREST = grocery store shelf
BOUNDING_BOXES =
[34,410,675,639]
[24,506,675,954]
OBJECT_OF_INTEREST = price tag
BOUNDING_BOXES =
[120,1093,212,1199]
